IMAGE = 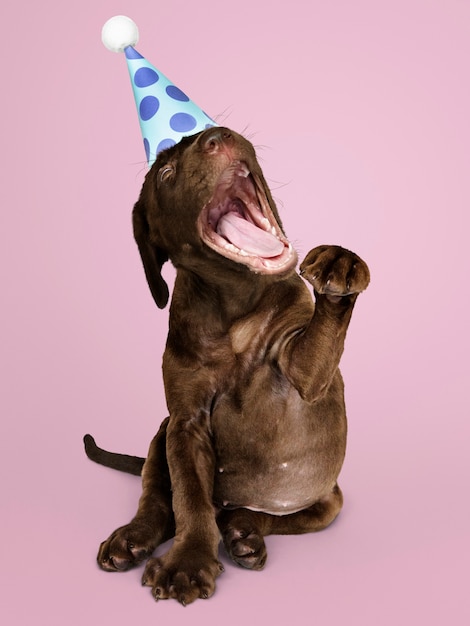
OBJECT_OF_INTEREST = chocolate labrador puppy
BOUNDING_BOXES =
[84,127,369,605]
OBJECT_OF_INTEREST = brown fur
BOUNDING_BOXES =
[86,128,369,604]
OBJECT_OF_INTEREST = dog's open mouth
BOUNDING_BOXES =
[198,162,297,273]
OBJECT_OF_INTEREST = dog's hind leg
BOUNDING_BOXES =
[217,508,269,570]
[97,417,175,572]
[217,484,343,570]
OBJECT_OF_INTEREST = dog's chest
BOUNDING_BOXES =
[228,310,273,358]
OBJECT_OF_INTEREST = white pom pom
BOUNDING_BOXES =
[102,16,139,53]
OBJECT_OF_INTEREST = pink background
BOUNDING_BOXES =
[1,0,468,623]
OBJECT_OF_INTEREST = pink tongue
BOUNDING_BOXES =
[217,212,284,258]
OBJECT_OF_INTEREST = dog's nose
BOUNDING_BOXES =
[203,128,233,154]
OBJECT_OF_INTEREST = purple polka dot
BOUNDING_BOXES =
[135,67,159,88]
[166,85,189,102]
[140,96,159,121]
[157,138,176,153]
[169,112,197,132]
[143,138,151,162]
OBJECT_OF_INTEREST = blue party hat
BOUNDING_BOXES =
[102,16,218,166]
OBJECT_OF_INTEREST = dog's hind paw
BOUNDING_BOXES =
[97,522,158,572]
[222,526,267,570]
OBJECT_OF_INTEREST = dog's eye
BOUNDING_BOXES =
[158,165,174,183]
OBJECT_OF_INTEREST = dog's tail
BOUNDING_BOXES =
[83,434,145,476]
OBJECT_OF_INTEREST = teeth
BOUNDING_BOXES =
[224,242,239,254]
[223,240,249,256]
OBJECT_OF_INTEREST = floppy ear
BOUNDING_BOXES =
[132,200,169,309]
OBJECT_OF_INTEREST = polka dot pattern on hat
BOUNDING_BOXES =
[140,96,160,121]
[166,85,189,102]
[123,47,218,165]
[170,112,197,132]
[134,67,159,88]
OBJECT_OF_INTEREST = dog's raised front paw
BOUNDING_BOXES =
[141,546,224,605]
[98,521,158,572]
[300,245,370,303]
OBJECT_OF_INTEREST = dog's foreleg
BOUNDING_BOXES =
[141,408,224,604]
[279,245,369,403]
[140,366,224,605]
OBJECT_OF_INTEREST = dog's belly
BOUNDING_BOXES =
[213,457,334,515]
[211,369,347,516]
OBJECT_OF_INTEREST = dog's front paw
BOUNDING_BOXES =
[98,521,158,572]
[300,245,370,303]
[142,545,224,605]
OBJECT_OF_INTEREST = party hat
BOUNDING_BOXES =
[102,15,218,166]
